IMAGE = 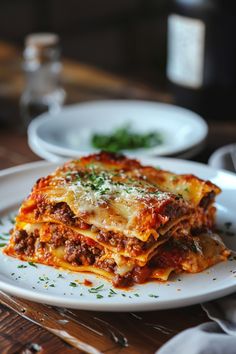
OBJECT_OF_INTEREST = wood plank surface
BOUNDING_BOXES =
[0,303,80,354]
[0,291,207,354]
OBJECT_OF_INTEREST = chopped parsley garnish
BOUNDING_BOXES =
[225,222,232,229]
[66,171,73,177]
[217,221,234,237]
[57,274,64,278]
[87,172,107,192]
[8,215,16,224]
[0,236,7,240]
[88,284,104,293]
[148,294,159,298]
[0,243,6,247]
[91,124,163,153]
[134,293,140,297]
[69,282,77,287]
[49,284,55,287]
[17,265,27,269]
[96,294,103,299]
[28,262,37,268]
[109,289,117,295]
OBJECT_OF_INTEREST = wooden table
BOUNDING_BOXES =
[0,41,236,354]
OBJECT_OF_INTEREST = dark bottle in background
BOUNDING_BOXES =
[166,0,236,120]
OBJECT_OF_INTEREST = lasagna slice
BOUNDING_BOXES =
[5,152,230,287]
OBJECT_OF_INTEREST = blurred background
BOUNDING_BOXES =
[0,0,168,128]
[0,0,168,84]
[0,0,236,167]
[1,0,235,122]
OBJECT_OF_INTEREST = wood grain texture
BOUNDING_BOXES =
[0,41,171,105]
[0,291,208,354]
[0,304,81,354]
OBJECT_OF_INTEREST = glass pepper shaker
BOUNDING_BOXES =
[20,33,66,128]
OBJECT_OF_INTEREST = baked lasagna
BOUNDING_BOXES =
[5,152,230,287]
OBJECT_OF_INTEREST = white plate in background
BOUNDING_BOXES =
[28,133,68,163]
[0,157,236,312]
[28,130,205,163]
[28,100,208,158]
[209,144,236,173]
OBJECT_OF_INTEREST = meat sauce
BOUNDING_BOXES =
[31,201,159,256]
[11,225,178,288]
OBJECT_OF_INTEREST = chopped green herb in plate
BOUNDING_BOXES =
[91,124,163,152]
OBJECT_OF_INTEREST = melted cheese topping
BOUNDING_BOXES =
[19,153,201,241]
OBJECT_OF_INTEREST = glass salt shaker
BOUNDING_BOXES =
[20,33,66,128]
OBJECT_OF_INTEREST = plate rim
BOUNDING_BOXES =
[208,143,236,169]
[0,272,236,311]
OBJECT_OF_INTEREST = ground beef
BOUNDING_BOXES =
[132,266,153,284]
[96,230,156,256]
[12,226,156,288]
[149,238,189,269]
[112,265,152,287]
[64,239,103,266]
[13,230,36,256]
[47,223,75,248]
[49,232,65,248]
[199,192,215,209]
[112,273,133,288]
[191,226,209,236]
[163,199,189,220]
[35,201,89,230]
[50,203,77,226]
[96,258,116,273]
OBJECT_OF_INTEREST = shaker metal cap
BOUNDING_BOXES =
[24,33,60,68]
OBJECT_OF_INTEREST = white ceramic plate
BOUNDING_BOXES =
[0,158,236,312]
[28,131,205,163]
[28,133,68,163]
[28,100,208,157]
[208,144,236,173]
